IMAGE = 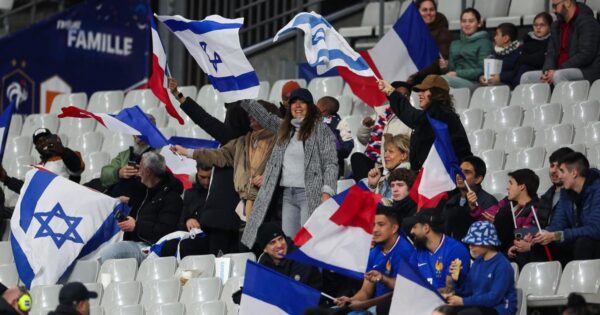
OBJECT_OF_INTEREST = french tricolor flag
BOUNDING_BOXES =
[149,17,184,125]
[389,257,446,314]
[360,2,439,83]
[409,115,463,209]
[287,183,381,279]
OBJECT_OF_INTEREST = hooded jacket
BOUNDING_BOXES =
[448,30,494,81]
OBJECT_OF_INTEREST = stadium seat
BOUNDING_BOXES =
[72,131,104,157]
[439,0,472,30]
[177,254,216,278]
[123,89,159,111]
[0,263,18,286]
[3,186,19,208]
[343,115,365,139]
[307,77,344,101]
[338,1,401,38]
[98,258,138,283]
[188,300,227,315]
[585,121,600,146]
[336,95,353,118]
[29,306,55,315]
[571,100,600,125]
[220,276,244,315]
[196,85,224,117]
[89,305,103,315]
[486,0,546,27]
[64,259,100,283]
[81,151,111,183]
[488,105,523,131]
[3,135,32,163]
[212,103,227,123]
[337,179,356,193]
[88,91,125,113]
[30,284,62,312]
[101,281,142,308]
[482,170,509,195]
[531,103,563,128]
[0,219,10,241]
[8,114,23,138]
[58,117,97,141]
[469,86,510,112]
[83,283,103,306]
[148,106,168,128]
[50,92,88,114]
[223,252,257,278]
[511,262,519,283]
[544,123,574,147]
[450,88,471,110]
[468,129,495,152]
[106,304,144,315]
[268,79,307,101]
[550,80,590,106]
[101,133,134,158]
[136,256,177,283]
[480,149,505,171]
[352,101,376,117]
[589,143,600,168]
[515,147,546,170]
[474,0,510,20]
[21,114,59,136]
[589,79,600,102]
[257,81,271,100]
[146,302,185,315]
[461,108,485,132]
[141,278,181,306]
[510,83,551,109]
[534,167,551,194]
[6,155,33,180]
[180,277,222,306]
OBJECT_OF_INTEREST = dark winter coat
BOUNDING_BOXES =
[178,180,209,231]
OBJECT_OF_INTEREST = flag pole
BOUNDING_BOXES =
[509,201,517,229]
[530,206,553,261]
[320,291,336,302]
[462,181,479,207]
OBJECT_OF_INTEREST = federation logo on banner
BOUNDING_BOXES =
[1,65,35,114]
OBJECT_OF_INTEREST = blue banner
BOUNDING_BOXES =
[0,0,150,115]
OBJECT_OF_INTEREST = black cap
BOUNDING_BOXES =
[288,88,314,105]
[32,128,52,144]
[59,282,98,305]
[256,222,285,250]
[403,208,444,231]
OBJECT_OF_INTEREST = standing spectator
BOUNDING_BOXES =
[378,75,472,171]
[520,0,600,84]
[280,81,301,117]
[408,0,453,85]
[448,221,517,315]
[444,156,497,240]
[170,77,251,254]
[533,152,600,265]
[479,23,522,87]
[539,147,574,227]
[365,134,411,199]
[440,8,493,89]
[239,89,338,248]
[513,13,553,86]
[49,282,97,315]
[352,82,412,181]
[316,96,354,178]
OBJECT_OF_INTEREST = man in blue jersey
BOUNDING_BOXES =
[405,208,471,291]
[335,207,414,314]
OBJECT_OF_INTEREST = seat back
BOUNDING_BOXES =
[177,254,216,278]
[516,147,546,169]
[557,259,600,295]
[137,256,177,282]
[307,77,344,100]
[141,278,181,305]
[123,89,159,111]
[146,302,185,315]
[220,276,244,315]
[551,80,590,106]
[101,281,142,308]
[99,258,138,283]
[223,252,256,278]
[469,129,495,152]
[572,100,600,125]
[66,259,100,283]
[106,304,144,315]
[180,277,222,305]
[470,86,510,111]
[50,92,88,114]
[0,263,18,286]
[361,1,401,26]
[88,91,124,113]
[511,83,551,109]
[461,108,485,132]
[517,261,562,296]
[474,0,510,18]
[450,87,471,110]
[508,0,546,16]
[480,149,505,171]
[31,284,62,311]
[84,282,103,306]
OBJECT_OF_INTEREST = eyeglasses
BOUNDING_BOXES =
[552,0,565,9]
[533,23,548,27]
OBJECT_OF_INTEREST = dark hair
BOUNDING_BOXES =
[196,163,212,171]
[497,23,518,42]
[461,8,482,23]
[429,87,454,111]
[433,305,459,315]
[563,293,592,315]
[415,0,437,10]
[376,206,400,226]
[462,155,487,179]
[317,96,339,115]
[534,12,553,26]
[549,147,575,164]
[508,169,540,198]
[277,99,321,144]
[559,152,590,178]
[388,168,416,188]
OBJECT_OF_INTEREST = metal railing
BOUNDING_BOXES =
[0,0,69,36]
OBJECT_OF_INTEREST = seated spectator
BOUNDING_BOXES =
[408,0,453,85]
[352,82,412,181]
[470,169,543,254]
[533,152,600,265]
[280,81,301,117]
[316,96,354,178]
[49,282,97,315]
[405,208,471,291]
[0,128,85,193]
[444,156,497,240]
[513,13,552,86]
[447,221,517,315]
[256,222,322,289]
[479,23,522,87]
[378,75,472,171]
[520,0,600,85]
[539,147,574,227]
[0,282,31,315]
[378,168,417,224]
[334,207,415,314]
[366,134,411,199]
[178,165,212,231]
[440,8,493,89]
[562,293,600,315]
[98,152,182,264]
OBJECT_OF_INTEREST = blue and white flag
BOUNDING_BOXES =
[275,12,376,78]
[389,257,446,314]
[11,169,128,288]
[0,99,15,160]
[239,261,320,315]
[156,14,259,103]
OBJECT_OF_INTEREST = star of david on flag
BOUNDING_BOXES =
[10,168,128,288]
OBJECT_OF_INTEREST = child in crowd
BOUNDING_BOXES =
[513,12,552,86]
[316,96,354,178]
[366,134,411,199]
[479,23,522,87]
[378,168,417,225]
[447,221,517,315]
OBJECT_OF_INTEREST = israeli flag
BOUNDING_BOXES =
[275,12,376,77]
[11,169,128,288]
[156,14,260,102]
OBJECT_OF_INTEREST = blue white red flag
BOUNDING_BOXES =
[410,114,463,209]
[11,169,128,287]
[287,183,381,279]
[239,261,320,315]
[389,257,446,314]
[0,99,15,160]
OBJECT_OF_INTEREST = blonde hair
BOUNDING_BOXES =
[383,133,410,153]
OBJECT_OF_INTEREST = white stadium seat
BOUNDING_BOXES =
[220,276,244,315]
[101,133,134,158]
[176,254,216,278]
[585,121,600,146]
[72,131,104,157]
[589,79,600,102]
[336,95,353,118]
[510,83,551,109]
[515,147,546,170]
[148,106,168,128]
[439,0,473,30]
[3,135,32,164]
[196,84,224,116]
[64,259,100,283]
[257,81,270,100]
[88,91,124,114]
[470,86,510,112]
[223,252,256,278]
[308,77,344,101]
[49,92,88,114]
[106,304,144,315]
[482,170,509,195]
[474,0,510,19]
[141,278,181,305]
[480,149,505,171]
[488,105,523,131]
[30,284,62,313]
[572,100,600,125]
[136,256,177,283]
[99,258,138,283]
[188,300,227,315]
[123,89,159,112]
[338,1,401,38]
[531,103,562,127]
[535,167,552,194]
[0,263,18,287]
[551,80,590,106]
[469,129,495,152]
[21,114,59,136]
[58,117,97,140]
[450,87,471,110]
[101,281,142,308]
[461,108,485,132]
[544,123,574,147]
[180,277,222,306]
[0,241,14,264]
[486,0,546,27]
[519,261,562,307]
[7,114,23,138]
[146,302,185,315]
